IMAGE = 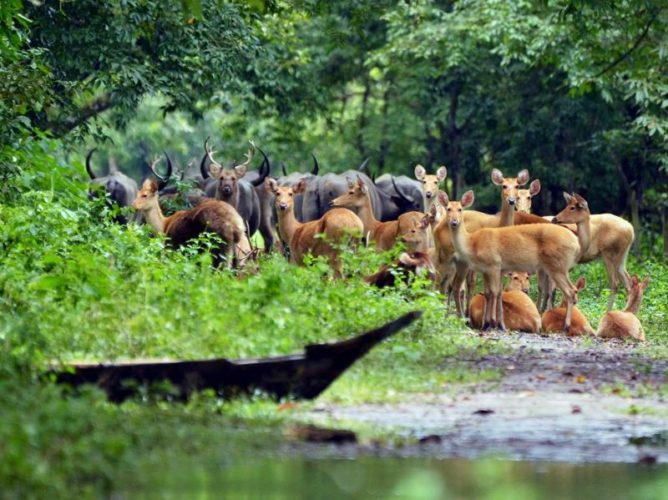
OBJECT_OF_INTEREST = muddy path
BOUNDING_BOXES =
[308,334,668,464]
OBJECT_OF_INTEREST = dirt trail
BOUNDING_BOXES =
[310,333,668,463]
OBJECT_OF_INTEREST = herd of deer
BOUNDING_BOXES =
[87,139,649,342]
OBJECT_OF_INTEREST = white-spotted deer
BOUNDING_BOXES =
[596,275,649,341]
[265,178,363,278]
[330,176,426,252]
[132,178,252,269]
[441,190,580,331]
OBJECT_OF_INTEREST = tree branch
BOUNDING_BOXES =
[592,11,658,80]
[44,94,114,136]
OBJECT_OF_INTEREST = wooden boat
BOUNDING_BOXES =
[53,311,421,403]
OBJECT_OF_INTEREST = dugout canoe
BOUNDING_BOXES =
[53,311,421,403]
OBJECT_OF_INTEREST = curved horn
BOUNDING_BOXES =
[149,154,173,190]
[251,147,271,187]
[391,176,412,203]
[85,148,97,180]
[358,157,370,174]
[281,162,288,177]
[311,153,320,176]
[200,136,215,179]
[163,151,173,181]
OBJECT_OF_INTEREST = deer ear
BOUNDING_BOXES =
[234,164,248,178]
[436,166,447,182]
[293,179,307,194]
[491,169,504,185]
[143,178,159,193]
[563,192,573,204]
[264,177,278,193]
[208,162,222,178]
[576,277,586,291]
[429,203,438,218]
[346,177,354,188]
[461,190,475,208]
[415,165,426,180]
[573,193,588,208]
[437,191,449,206]
[516,169,530,186]
[529,179,541,196]
[641,276,651,289]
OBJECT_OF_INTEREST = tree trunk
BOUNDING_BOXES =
[356,78,371,159]
[378,85,391,172]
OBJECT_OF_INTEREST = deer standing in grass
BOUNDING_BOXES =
[433,169,545,316]
[330,176,426,252]
[265,178,363,278]
[132,178,252,269]
[469,272,541,333]
[442,190,580,331]
[596,275,649,341]
[541,277,595,336]
[552,192,635,311]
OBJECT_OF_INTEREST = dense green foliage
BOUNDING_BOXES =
[1,1,668,496]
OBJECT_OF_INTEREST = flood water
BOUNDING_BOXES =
[122,456,667,499]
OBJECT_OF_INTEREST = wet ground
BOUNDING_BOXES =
[308,333,668,464]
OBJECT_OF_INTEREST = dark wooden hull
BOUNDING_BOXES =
[53,311,421,403]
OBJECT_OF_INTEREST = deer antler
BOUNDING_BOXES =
[204,137,220,166]
[238,140,255,168]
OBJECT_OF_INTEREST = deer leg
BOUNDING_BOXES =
[465,271,476,317]
[452,261,468,317]
[482,281,493,331]
[604,258,620,311]
[488,271,504,331]
[552,273,575,333]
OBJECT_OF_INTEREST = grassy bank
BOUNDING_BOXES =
[1,141,666,496]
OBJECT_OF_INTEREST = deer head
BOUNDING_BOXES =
[491,168,529,209]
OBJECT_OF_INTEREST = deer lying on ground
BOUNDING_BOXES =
[414,165,447,219]
[541,277,595,336]
[469,272,541,333]
[596,275,649,341]
[551,192,635,311]
[265,178,363,278]
[132,178,252,269]
[330,176,426,252]
[441,190,580,331]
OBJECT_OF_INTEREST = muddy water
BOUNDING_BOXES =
[312,333,668,464]
[124,456,667,498]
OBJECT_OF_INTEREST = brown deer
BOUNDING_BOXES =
[364,252,436,288]
[441,190,580,331]
[414,165,447,218]
[596,275,649,341]
[132,178,252,269]
[541,277,595,336]
[433,169,544,316]
[265,178,363,278]
[469,272,541,333]
[515,179,541,214]
[552,192,635,311]
[330,176,426,252]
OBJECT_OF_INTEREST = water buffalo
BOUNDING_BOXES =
[85,148,139,224]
